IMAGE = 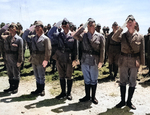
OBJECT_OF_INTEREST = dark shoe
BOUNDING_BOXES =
[55,93,66,99]
[31,89,40,95]
[79,96,90,102]
[116,101,126,108]
[3,87,13,93]
[3,79,14,93]
[11,89,18,94]
[39,90,45,96]
[92,97,98,104]
[66,94,72,100]
[126,101,136,110]
[11,79,19,94]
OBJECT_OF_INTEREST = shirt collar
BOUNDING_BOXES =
[37,33,45,42]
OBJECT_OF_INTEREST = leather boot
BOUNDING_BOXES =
[109,64,113,77]
[11,79,19,94]
[66,79,73,100]
[113,64,118,79]
[31,82,40,95]
[79,84,90,102]
[3,79,14,93]
[116,86,126,108]
[126,87,136,110]
[91,84,98,104]
[39,84,45,96]
[55,79,66,99]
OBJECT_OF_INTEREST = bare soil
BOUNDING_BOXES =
[0,74,150,115]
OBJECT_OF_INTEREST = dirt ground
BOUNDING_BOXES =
[0,75,150,115]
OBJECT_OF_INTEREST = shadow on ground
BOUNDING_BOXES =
[0,92,11,97]
[25,98,66,109]
[0,94,38,103]
[139,78,150,88]
[51,101,92,113]
[98,107,133,115]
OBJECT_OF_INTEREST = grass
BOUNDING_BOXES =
[0,48,111,98]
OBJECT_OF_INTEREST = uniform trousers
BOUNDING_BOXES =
[119,66,137,87]
[81,64,98,85]
[32,64,45,84]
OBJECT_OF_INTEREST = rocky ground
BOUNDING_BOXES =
[0,75,150,115]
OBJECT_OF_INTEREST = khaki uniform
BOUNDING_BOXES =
[4,34,23,80]
[112,28,145,87]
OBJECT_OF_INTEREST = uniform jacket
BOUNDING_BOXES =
[112,28,145,67]
[4,34,23,66]
[48,26,77,63]
[30,33,51,65]
[78,31,105,66]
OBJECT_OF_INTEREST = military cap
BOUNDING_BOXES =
[103,26,106,30]
[62,18,69,25]
[9,22,18,29]
[148,27,150,33]
[96,23,101,27]
[35,20,43,26]
[112,22,118,26]
[88,18,95,23]
[126,15,135,21]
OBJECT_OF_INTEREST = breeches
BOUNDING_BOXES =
[119,66,137,87]
[81,64,98,85]
[56,61,73,80]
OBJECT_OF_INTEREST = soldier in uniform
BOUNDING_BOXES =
[48,18,77,100]
[73,18,105,104]
[144,27,150,74]
[112,15,145,110]
[30,21,51,96]
[2,23,23,94]
[106,22,120,80]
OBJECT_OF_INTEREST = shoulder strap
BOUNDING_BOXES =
[124,33,134,53]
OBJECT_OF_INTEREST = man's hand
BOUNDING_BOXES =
[17,62,22,67]
[55,21,62,28]
[42,60,48,68]
[98,62,103,69]
[72,60,80,67]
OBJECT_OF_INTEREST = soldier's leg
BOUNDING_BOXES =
[36,65,46,96]
[79,64,91,102]
[66,63,73,100]
[127,68,137,110]
[3,64,14,93]
[55,61,66,99]
[90,65,99,104]
[31,64,41,95]
[11,65,20,94]
[116,66,128,108]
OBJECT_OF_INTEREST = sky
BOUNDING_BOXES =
[0,0,150,35]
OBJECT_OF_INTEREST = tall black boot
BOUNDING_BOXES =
[91,84,98,104]
[11,79,19,94]
[109,64,113,80]
[55,79,66,99]
[79,84,90,102]
[126,87,136,110]
[116,86,126,108]
[113,64,118,78]
[3,79,14,93]
[39,84,45,96]
[31,82,40,95]
[67,79,73,100]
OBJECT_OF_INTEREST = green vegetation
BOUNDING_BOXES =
[0,49,111,96]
